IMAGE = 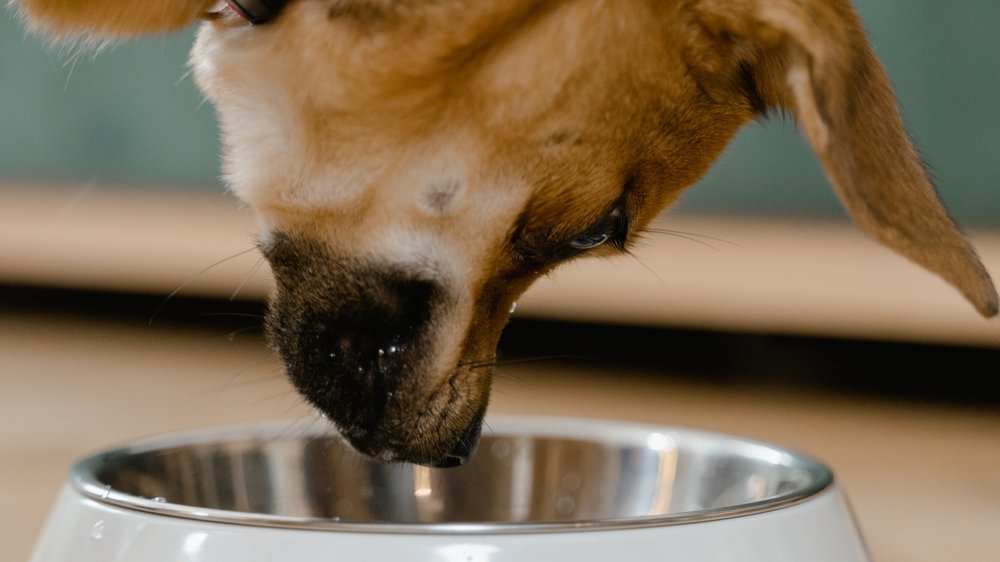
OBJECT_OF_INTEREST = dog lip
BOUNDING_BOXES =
[420,410,484,468]
[337,410,484,467]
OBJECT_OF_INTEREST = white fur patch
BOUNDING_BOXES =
[192,24,374,210]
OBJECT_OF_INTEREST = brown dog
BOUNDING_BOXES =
[16,0,997,467]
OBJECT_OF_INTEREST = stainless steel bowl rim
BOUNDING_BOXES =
[69,415,834,535]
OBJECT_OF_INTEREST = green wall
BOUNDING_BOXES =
[1,13,216,190]
[2,3,998,223]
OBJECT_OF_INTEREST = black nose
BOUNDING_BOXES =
[425,412,484,468]
[268,270,440,434]
[261,234,488,466]
[317,278,435,420]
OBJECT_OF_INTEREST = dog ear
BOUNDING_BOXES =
[686,0,997,317]
[14,0,213,39]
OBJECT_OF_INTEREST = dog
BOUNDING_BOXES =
[16,0,998,467]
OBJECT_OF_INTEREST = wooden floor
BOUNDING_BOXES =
[3,305,999,562]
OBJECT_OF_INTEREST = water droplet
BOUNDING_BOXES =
[509,302,518,315]
[387,346,399,355]
[152,496,167,503]
[101,485,112,499]
[90,520,105,540]
[377,348,385,356]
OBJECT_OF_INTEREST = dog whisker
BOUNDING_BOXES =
[641,227,746,251]
[623,248,670,290]
[230,256,268,301]
[199,370,283,397]
[176,65,195,87]
[275,412,330,441]
[148,246,259,324]
[199,312,267,319]
[490,370,528,386]
[250,387,305,409]
[460,354,600,371]
[193,94,213,111]
[60,47,83,92]
[189,312,266,339]
[208,359,282,396]
[224,324,264,341]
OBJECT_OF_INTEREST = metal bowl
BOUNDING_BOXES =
[30,415,871,561]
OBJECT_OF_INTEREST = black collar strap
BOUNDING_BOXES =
[224,0,291,25]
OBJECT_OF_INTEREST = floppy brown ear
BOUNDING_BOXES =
[687,0,998,317]
[14,0,212,39]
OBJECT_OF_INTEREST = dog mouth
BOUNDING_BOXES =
[341,390,488,468]
[324,361,492,468]
[433,411,484,468]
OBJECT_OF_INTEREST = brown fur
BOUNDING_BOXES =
[15,0,214,37]
[15,0,997,465]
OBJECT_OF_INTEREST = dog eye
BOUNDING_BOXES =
[569,232,610,250]
[511,204,628,267]
[568,206,627,251]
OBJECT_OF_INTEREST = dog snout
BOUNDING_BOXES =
[270,273,438,433]
[262,238,493,465]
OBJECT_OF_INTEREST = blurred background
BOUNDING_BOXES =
[2,2,999,562]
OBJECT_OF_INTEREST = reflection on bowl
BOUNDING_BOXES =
[30,415,872,561]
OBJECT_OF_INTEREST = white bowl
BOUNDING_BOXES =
[30,415,871,561]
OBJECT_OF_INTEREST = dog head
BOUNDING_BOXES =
[18,0,997,466]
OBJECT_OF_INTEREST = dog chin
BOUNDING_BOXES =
[342,397,488,468]
[300,365,491,468]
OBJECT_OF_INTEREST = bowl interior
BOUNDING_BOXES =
[76,416,831,532]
